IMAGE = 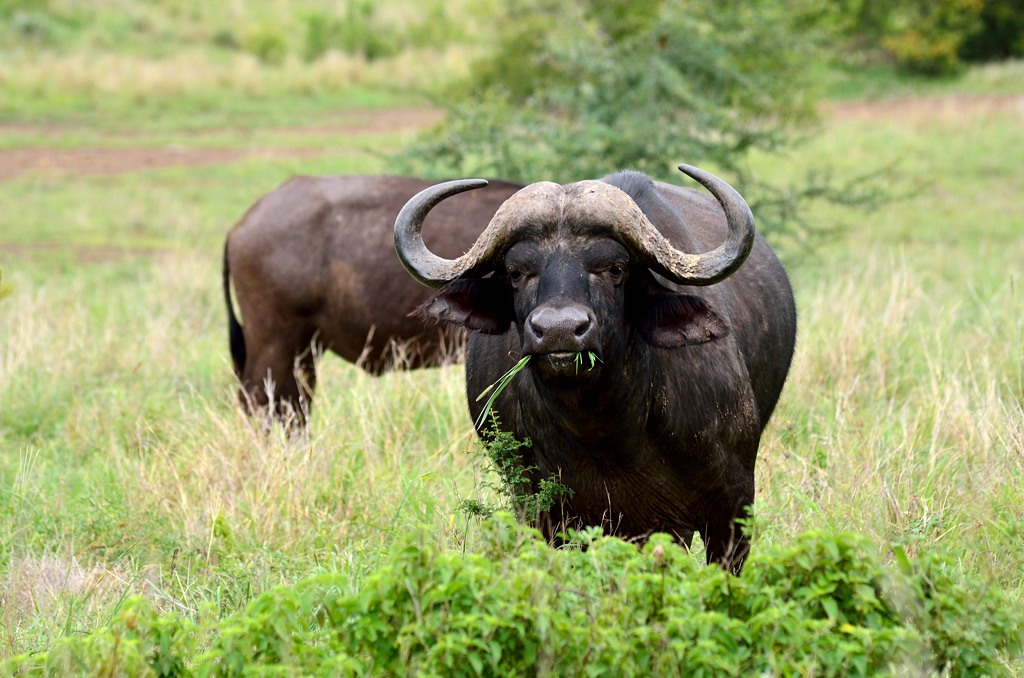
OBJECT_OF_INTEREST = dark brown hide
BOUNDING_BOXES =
[223,175,523,422]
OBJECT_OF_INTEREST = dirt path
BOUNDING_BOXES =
[0,106,443,182]
[825,92,1024,123]
[0,147,327,182]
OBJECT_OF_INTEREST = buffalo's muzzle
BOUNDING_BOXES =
[524,304,596,356]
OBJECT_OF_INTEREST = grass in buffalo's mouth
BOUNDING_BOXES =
[575,350,601,374]
[475,355,531,429]
[473,351,602,428]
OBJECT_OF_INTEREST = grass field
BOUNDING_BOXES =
[1,12,1022,668]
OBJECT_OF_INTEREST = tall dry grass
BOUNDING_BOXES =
[759,254,1022,576]
[751,99,1023,588]
[0,47,475,106]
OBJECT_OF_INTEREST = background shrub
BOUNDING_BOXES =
[804,0,1023,74]
[400,0,822,184]
[396,0,885,254]
[960,0,1024,60]
[879,0,985,75]
[241,22,288,66]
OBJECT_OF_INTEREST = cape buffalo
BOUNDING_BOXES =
[394,164,796,572]
[223,174,524,424]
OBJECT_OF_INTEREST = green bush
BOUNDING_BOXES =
[458,416,573,525]
[0,0,52,18]
[960,0,1024,60]
[302,1,470,63]
[7,10,56,44]
[395,0,887,254]
[882,29,965,75]
[7,516,1021,675]
[241,22,288,66]
[880,0,985,75]
[805,0,1023,74]
[402,0,821,184]
[210,27,239,50]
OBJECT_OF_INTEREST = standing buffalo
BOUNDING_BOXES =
[395,164,796,572]
[223,174,524,424]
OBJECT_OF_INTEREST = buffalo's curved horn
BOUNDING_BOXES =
[394,179,489,288]
[396,164,756,289]
[664,163,756,285]
[558,165,755,286]
[395,179,564,288]
[603,165,755,286]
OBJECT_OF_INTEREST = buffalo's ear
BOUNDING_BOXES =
[415,278,513,334]
[638,288,729,348]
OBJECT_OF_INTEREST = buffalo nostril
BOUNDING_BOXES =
[527,318,544,341]
[574,316,592,338]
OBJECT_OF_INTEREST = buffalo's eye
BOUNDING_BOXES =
[607,263,627,283]
[507,268,524,287]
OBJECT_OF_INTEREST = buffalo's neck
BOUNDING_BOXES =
[517,344,656,456]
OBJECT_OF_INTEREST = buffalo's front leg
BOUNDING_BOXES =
[702,494,754,575]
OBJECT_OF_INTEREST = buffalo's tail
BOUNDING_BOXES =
[223,241,246,378]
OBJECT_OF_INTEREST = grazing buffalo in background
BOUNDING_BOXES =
[223,174,524,423]
[395,164,797,573]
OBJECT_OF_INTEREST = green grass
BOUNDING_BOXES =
[1,19,1022,668]
[474,355,531,429]
[747,95,1024,592]
[822,57,1024,100]
[0,0,494,128]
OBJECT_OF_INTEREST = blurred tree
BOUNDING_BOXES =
[241,22,288,65]
[396,0,881,253]
[960,0,1024,60]
[879,0,984,75]
[794,0,1020,74]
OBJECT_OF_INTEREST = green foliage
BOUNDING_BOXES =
[960,0,1024,60]
[0,0,476,75]
[459,417,572,525]
[882,29,964,75]
[240,22,289,66]
[303,4,400,62]
[42,598,200,677]
[301,1,475,63]
[806,0,1024,75]
[403,0,821,183]
[5,9,57,45]
[880,0,985,75]
[0,0,52,17]
[6,517,1022,675]
[396,0,887,252]
[464,356,583,528]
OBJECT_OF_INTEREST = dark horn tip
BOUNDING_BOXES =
[677,163,704,181]
[451,178,489,190]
